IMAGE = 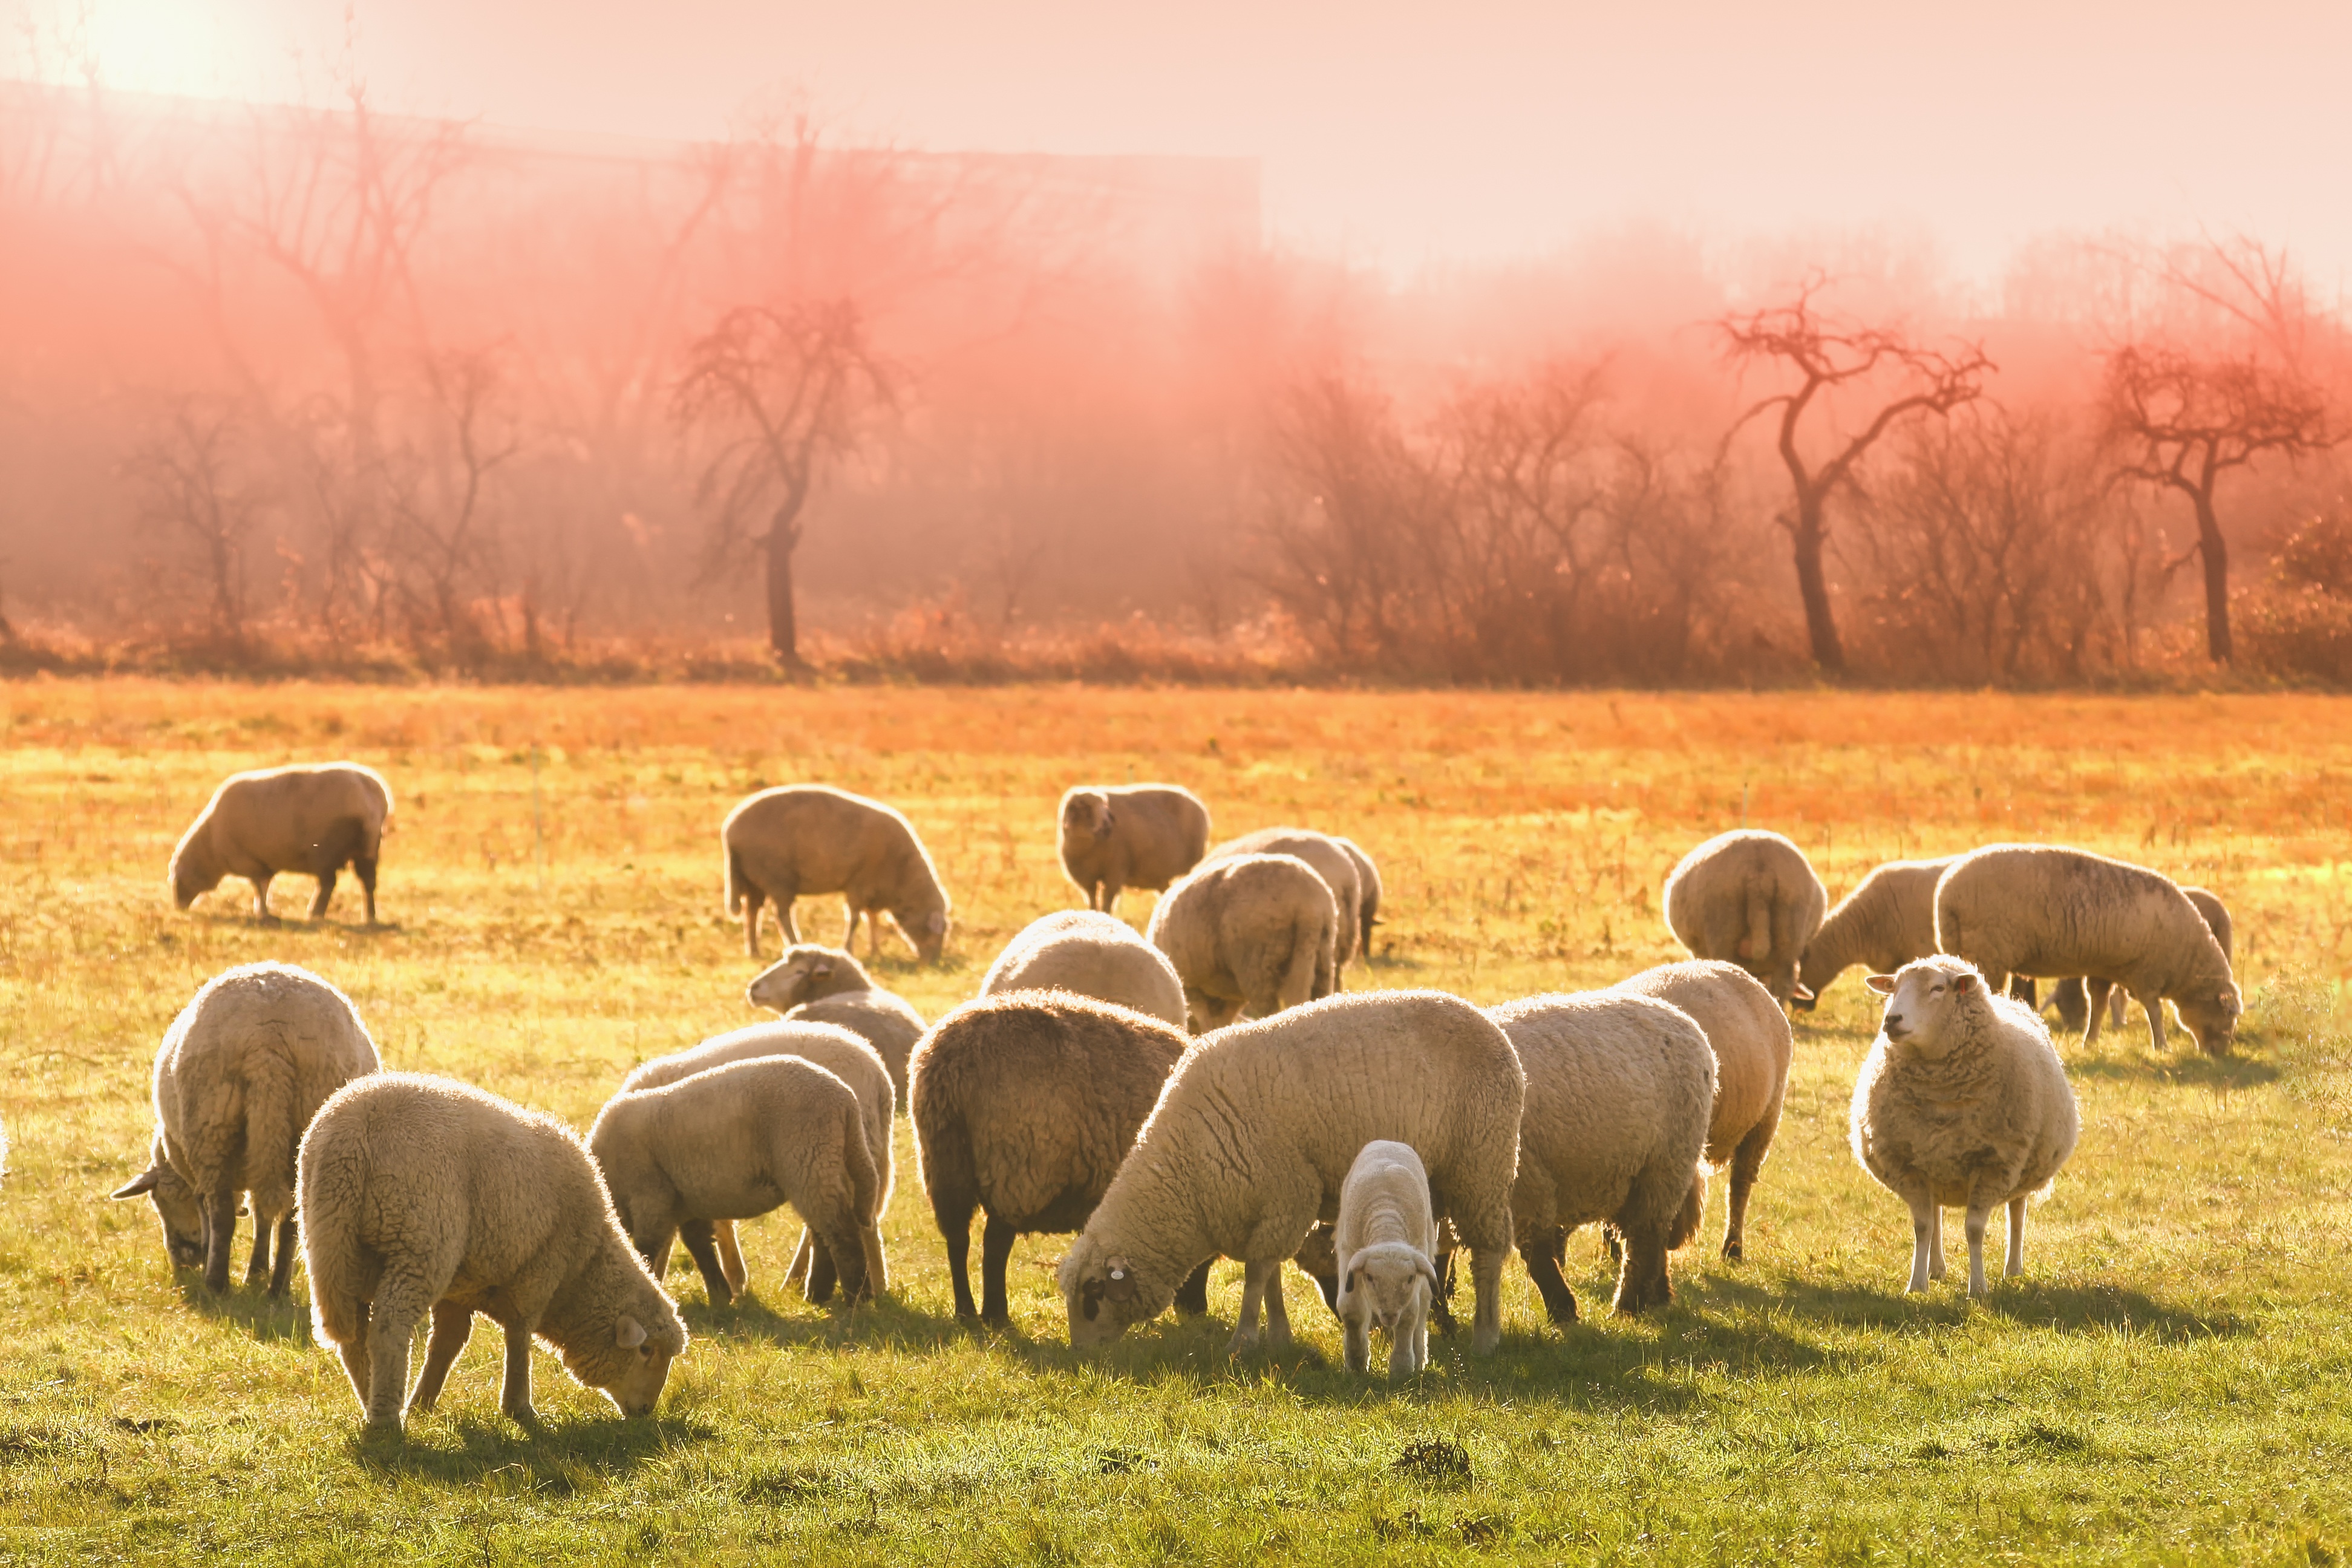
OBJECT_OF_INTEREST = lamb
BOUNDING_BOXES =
[621,1020,894,1307]
[1794,857,1953,1010]
[1058,989,1524,1357]
[1851,957,2080,1296]
[111,961,380,1296]
[1615,959,1792,1261]
[1331,1140,1440,1378]
[723,785,952,963]
[909,991,1209,1324]
[589,1056,885,1309]
[1144,852,1338,1031]
[979,909,1188,1029]
[1487,992,1714,1319]
[744,943,926,1103]
[1200,826,1365,970]
[1934,844,2242,1054]
[2048,886,2235,1035]
[1336,837,1384,961]
[298,1072,688,1432]
[169,761,393,924]
[1057,785,1212,913]
[1662,829,1828,1008]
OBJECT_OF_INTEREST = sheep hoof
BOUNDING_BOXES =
[1721,1238,1743,1263]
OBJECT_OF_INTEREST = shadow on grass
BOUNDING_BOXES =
[174,1275,312,1343]
[2063,1044,2281,1090]
[678,1291,978,1354]
[347,1410,708,1485]
[1697,1269,2250,1344]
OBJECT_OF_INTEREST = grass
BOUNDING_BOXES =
[1,679,2349,1565]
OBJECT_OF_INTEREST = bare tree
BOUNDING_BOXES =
[383,347,518,652]
[125,396,266,645]
[673,301,893,664]
[1720,282,1994,675]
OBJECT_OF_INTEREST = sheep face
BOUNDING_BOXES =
[169,848,221,910]
[906,905,950,965]
[1059,1238,1161,1348]
[1061,791,1113,841]
[2175,985,2243,1056]
[110,1150,205,1269]
[1864,960,1985,1060]
[1336,1243,1437,1338]
[562,1313,687,1418]
[746,948,840,1012]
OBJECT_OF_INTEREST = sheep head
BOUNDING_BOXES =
[110,1144,206,1270]
[563,1305,687,1419]
[1866,958,1986,1060]
[1336,1242,1439,1338]
[1059,1236,1165,1348]
[1060,790,1114,841]
[2175,983,2243,1056]
[746,945,867,1011]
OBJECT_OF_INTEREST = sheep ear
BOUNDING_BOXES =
[1790,981,1816,1003]
[1417,1256,1442,1292]
[1950,973,1978,995]
[616,1316,648,1350]
[111,1168,163,1200]
[1864,975,1898,995]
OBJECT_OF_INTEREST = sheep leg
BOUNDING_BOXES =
[251,874,276,921]
[941,1213,980,1321]
[805,1236,840,1304]
[783,1229,814,1293]
[678,1220,733,1305]
[335,1301,373,1413]
[1723,1122,1773,1262]
[1391,1285,1429,1378]
[1521,1233,1578,1325]
[1263,1266,1291,1350]
[2082,981,2108,1048]
[740,883,766,958]
[1611,1224,1671,1315]
[1228,1259,1276,1353]
[407,1301,474,1415]
[364,1276,436,1430]
[356,855,379,926]
[307,866,338,921]
[716,1221,748,1296]
[979,1214,1019,1324]
[815,1221,869,1303]
[1342,1309,1370,1373]
[268,1215,299,1298]
[1100,881,1123,916]
[1927,1205,1947,1281]
[1964,1207,1991,1298]
[1173,1260,1212,1317]
[1428,1247,1459,1336]
[1467,1243,1506,1354]
[498,1318,540,1427]
[1906,1195,1936,1292]
[201,1186,238,1295]
[2006,1195,2028,1278]
[2111,986,2128,1030]
[2141,990,2169,1053]
[244,1210,273,1289]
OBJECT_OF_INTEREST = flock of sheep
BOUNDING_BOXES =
[111,760,2245,1431]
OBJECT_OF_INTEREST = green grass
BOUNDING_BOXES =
[1,681,2348,1564]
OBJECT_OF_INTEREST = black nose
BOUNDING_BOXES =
[1885,1013,1902,1027]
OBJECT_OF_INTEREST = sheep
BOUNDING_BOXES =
[1144,852,1338,1032]
[111,961,379,1296]
[169,762,393,924]
[1663,829,1828,1008]
[1332,1140,1440,1378]
[1336,837,1384,962]
[2048,886,2236,1036]
[743,942,926,1103]
[621,1020,894,1307]
[589,1056,885,1309]
[723,785,952,963]
[1934,844,2242,1054]
[1851,956,2080,1296]
[980,909,1188,1029]
[1794,857,1953,1010]
[1057,785,1212,913]
[1200,826,1365,971]
[1486,992,1714,1319]
[1615,959,1792,1261]
[298,1072,687,1432]
[1058,989,1524,1357]
[909,990,1209,1324]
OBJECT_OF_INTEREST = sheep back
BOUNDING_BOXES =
[1146,852,1338,1030]
[1201,827,1364,969]
[1662,829,1827,1006]
[786,990,927,1105]
[1615,959,1789,1166]
[1797,857,1950,1005]
[981,910,1188,1028]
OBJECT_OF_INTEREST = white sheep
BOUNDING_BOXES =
[723,785,952,962]
[1336,836,1384,962]
[979,909,1187,1029]
[743,943,926,1103]
[169,761,393,924]
[1851,956,2080,1296]
[1145,852,1337,1032]
[1057,784,1212,913]
[1200,826,1365,971]
[1058,989,1524,1357]
[1332,1140,1439,1378]
[1662,829,1828,1007]
[2051,885,2236,1036]
[1794,857,1952,1010]
[1935,844,2242,1054]
[112,961,380,1296]
[298,1073,687,1432]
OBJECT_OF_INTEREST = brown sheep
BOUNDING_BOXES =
[722,785,952,962]
[1057,785,1212,914]
[169,762,393,924]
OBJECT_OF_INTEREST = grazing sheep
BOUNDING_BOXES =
[1616,959,1792,1261]
[169,762,393,924]
[1851,957,2080,1296]
[1058,989,1524,1357]
[1663,829,1828,1008]
[1057,785,1212,913]
[1488,992,1714,1319]
[981,910,1188,1029]
[1332,1140,1440,1378]
[111,962,379,1296]
[298,1073,687,1432]
[744,944,926,1103]
[1794,857,1953,1009]
[1935,844,2242,1054]
[723,785,952,963]
[589,1056,884,1308]
[1200,827,1365,971]
[1145,853,1338,1031]
[1336,837,1384,962]
[909,991,1208,1324]
[621,1021,894,1307]
[2051,886,2236,1036]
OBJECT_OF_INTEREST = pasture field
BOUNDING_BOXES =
[1,679,2350,1566]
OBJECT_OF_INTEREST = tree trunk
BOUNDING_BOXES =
[764,518,801,666]
[1789,491,1846,675]
[2194,492,2232,665]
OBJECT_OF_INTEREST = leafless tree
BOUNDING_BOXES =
[383,347,518,652]
[125,396,267,645]
[1720,281,1994,675]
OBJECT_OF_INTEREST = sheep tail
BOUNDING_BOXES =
[724,842,749,918]
[1743,889,1773,964]
[840,1100,886,1297]
[238,1039,300,1221]
[298,1138,368,1350]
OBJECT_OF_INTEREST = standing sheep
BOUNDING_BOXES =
[1935,844,2241,1054]
[1057,785,1212,913]
[1200,827,1365,971]
[1332,1140,1440,1379]
[1488,992,1715,1319]
[909,991,1209,1324]
[2050,886,2236,1036]
[1851,957,2080,1296]
[1794,857,1953,1010]
[980,910,1188,1029]
[1662,829,1828,1008]
[112,962,380,1296]
[1616,959,1792,1261]
[1058,990,1524,1357]
[169,762,393,924]
[299,1073,688,1432]
[589,1056,884,1308]
[745,943,926,1103]
[724,785,952,963]
[1145,853,1338,1032]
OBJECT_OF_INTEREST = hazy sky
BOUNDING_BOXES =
[16,0,2352,283]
